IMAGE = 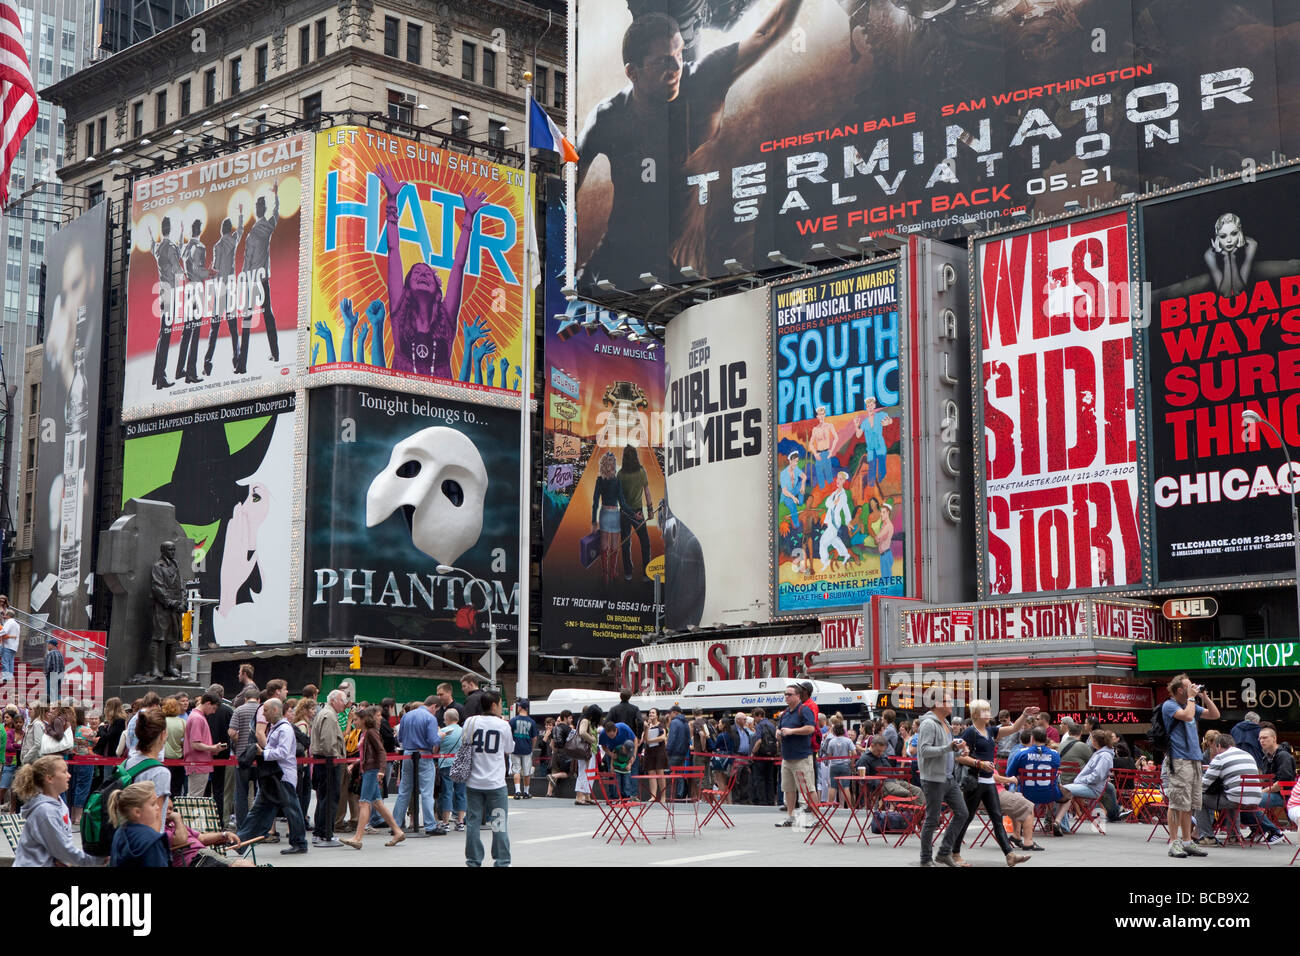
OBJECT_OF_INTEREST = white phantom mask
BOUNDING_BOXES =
[366,426,488,566]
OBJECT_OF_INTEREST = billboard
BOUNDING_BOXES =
[125,135,308,416]
[1141,170,1300,582]
[32,204,108,631]
[772,261,905,613]
[310,127,529,395]
[976,211,1142,597]
[122,396,295,647]
[304,385,520,642]
[664,288,770,629]
[540,178,665,654]
[574,0,1300,288]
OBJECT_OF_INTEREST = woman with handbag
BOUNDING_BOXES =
[573,705,601,806]
[339,709,405,849]
[951,700,1035,867]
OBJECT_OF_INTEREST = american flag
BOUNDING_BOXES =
[0,0,37,208]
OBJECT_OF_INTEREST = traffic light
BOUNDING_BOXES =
[181,611,193,644]
[348,645,362,670]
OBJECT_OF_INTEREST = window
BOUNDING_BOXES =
[452,110,469,137]
[132,101,143,138]
[84,121,94,156]
[299,24,311,66]
[462,42,475,82]
[316,19,327,59]
[302,92,322,122]
[387,89,413,125]
[535,67,547,106]
[204,68,216,107]
[155,90,167,127]
[406,23,421,64]
[229,57,241,96]
[488,119,506,148]
[256,44,268,84]
[555,71,566,110]
[482,49,495,88]
[384,17,399,57]
[179,79,191,116]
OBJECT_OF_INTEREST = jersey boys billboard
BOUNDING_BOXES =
[574,0,1300,288]
[1142,169,1300,583]
[125,135,307,415]
[304,385,520,643]
[772,262,905,613]
[310,127,528,395]
[977,212,1142,597]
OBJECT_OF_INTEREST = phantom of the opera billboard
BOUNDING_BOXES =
[541,177,665,655]
[772,260,906,614]
[975,211,1143,598]
[305,385,521,643]
[573,0,1300,288]
[310,127,529,395]
[1141,168,1300,584]
[125,134,308,416]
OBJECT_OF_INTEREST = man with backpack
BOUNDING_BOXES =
[1158,673,1220,859]
[748,707,778,806]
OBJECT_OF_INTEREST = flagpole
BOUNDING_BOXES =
[516,73,535,700]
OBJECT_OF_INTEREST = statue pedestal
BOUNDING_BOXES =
[108,681,205,704]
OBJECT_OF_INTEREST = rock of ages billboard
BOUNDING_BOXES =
[125,135,307,415]
[31,204,107,631]
[121,395,295,647]
[772,262,905,614]
[540,178,665,654]
[977,211,1142,597]
[1143,169,1300,582]
[309,127,528,395]
[574,0,1300,289]
[664,288,770,629]
[305,385,520,643]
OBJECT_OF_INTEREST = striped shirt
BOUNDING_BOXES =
[1202,747,1262,807]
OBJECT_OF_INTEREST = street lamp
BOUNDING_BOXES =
[1241,409,1300,634]
[437,563,498,690]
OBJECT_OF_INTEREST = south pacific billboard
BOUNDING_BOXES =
[121,395,296,647]
[540,177,665,655]
[310,126,529,395]
[1142,168,1300,583]
[32,204,107,631]
[976,211,1143,597]
[574,0,1300,288]
[125,135,307,415]
[304,385,520,643]
[772,261,906,614]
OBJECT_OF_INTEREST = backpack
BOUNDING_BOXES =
[81,758,162,856]
[1148,703,1171,756]
[753,721,778,757]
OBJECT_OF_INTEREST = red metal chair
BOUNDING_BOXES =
[1269,780,1295,838]
[1062,775,1110,834]
[699,759,741,831]
[1210,774,1272,848]
[587,770,647,845]
[1011,766,1062,836]
[796,775,843,846]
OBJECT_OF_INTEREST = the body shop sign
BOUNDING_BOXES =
[1138,641,1300,673]
[1088,683,1153,709]
[904,599,1170,645]
[619,635,820,694]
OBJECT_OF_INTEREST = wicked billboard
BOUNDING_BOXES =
[305,385,520,642]
[574,0,1300,289]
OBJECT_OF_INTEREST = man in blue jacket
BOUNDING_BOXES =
[666,705,690,799]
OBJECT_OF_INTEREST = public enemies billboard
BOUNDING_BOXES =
[32,204,107,631]
[977,211,1142,597]
[1143,169,1300,582]
[125,135,308,415]
[772,262,905,614]
[305,385,520,642]
[310,127,529,395]
[541,178,665,655]
[664,288,770,629]
[574,0,1300,289]
[121,396,295,647]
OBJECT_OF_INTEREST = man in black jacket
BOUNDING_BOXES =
[1259,726,1295,821]
[460,676,487,719]
[608,690,642,736]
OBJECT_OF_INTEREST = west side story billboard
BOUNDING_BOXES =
[32,204,108,630]
[1142,168,1300,583]
[573,0,1300,288]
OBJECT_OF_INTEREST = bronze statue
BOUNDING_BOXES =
[149,541,185,679]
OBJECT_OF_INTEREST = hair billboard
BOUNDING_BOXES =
[975,211,1144,597]
[1141,168,1300,583]
[574,0,1300,288]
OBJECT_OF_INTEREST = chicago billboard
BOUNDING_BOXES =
[772,261,906,613]
[976,211,1142,597]
[574,0,1300,288]
[32,204,108,631]
[1142,169,1300,582]
[125,135,308,415]
[310,127,529,395]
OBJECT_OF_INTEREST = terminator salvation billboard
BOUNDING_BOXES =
[574,0,1300,289]
[305,385,520,643]
[125,135,307,416]
[310,127,528,395]
[1142,169,1300,583]
[976,211,1142,597]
